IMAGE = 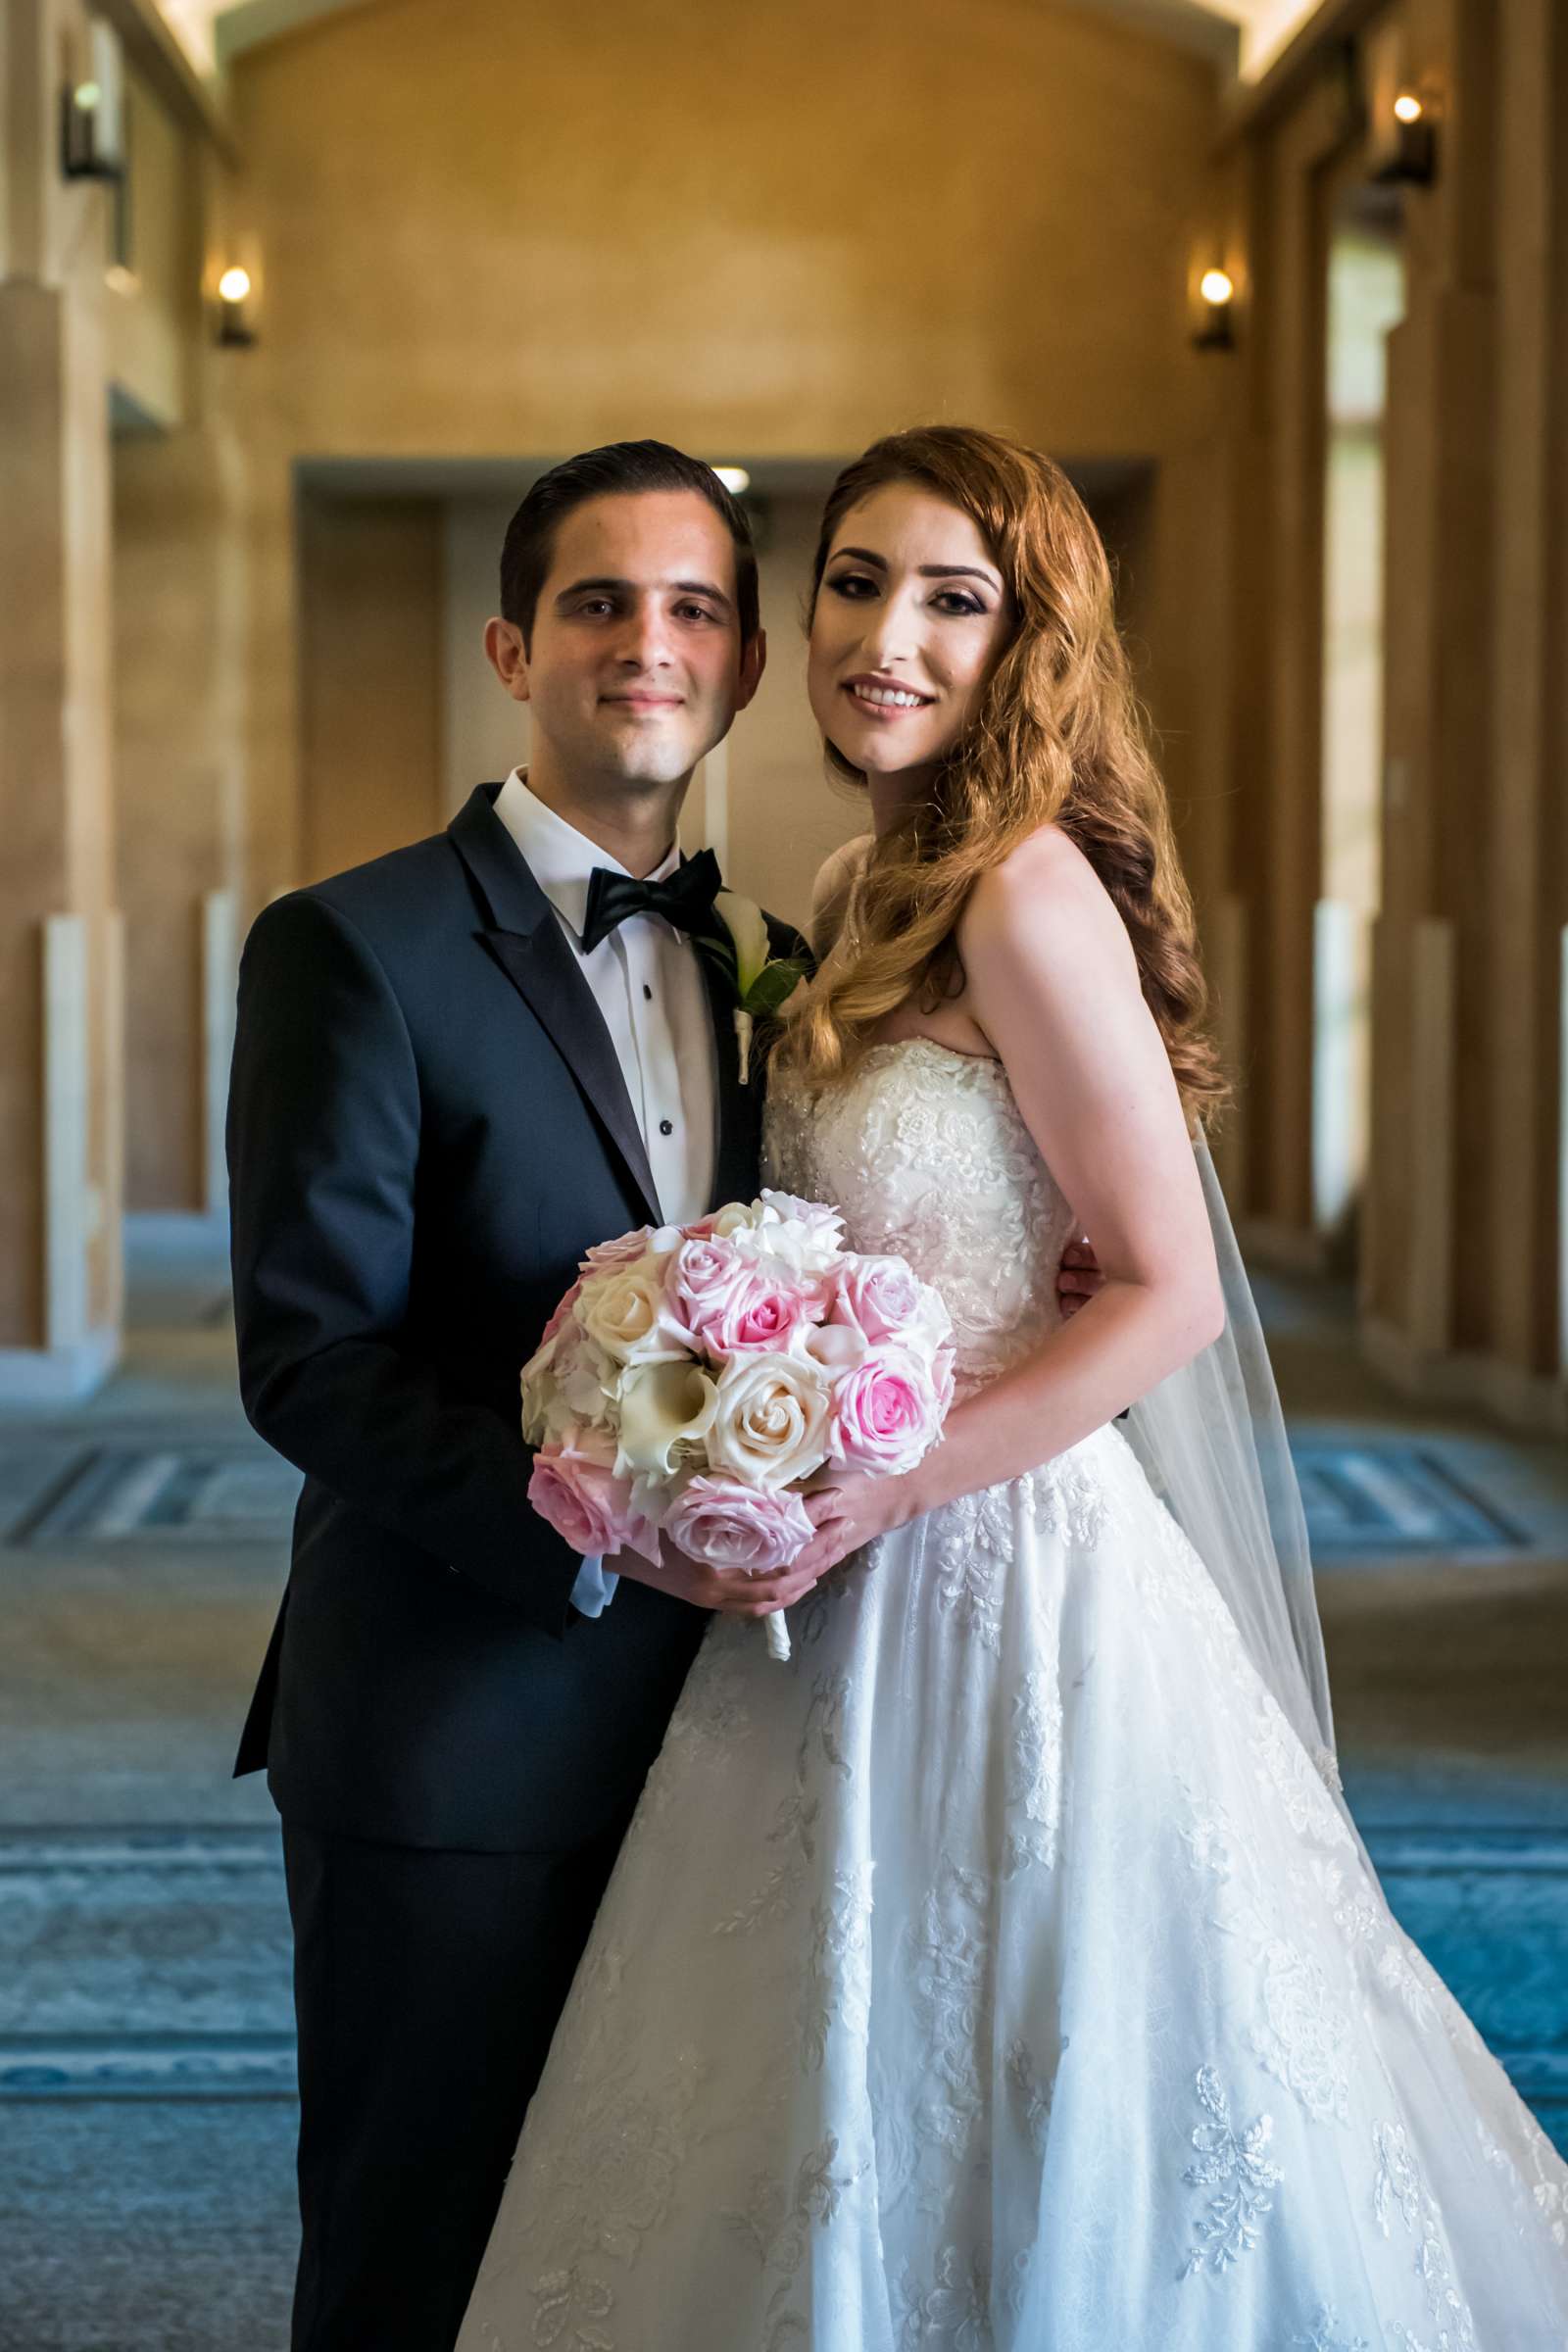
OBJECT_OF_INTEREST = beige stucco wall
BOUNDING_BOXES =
[229,0,1223,466]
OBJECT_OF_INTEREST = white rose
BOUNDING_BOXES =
[760,1189,844,1254]
[709,1200,766,1242]
[615,1360,718,1481]
[708,1350,832,1491]
[734,1190,844,1277]
[577,1259,689,1366]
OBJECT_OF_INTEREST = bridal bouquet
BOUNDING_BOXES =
[522,1192,955,1659]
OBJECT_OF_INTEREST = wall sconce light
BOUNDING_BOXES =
[1194,268,1237,352]
[1372,88,1437,184]
[60,23,125,180]
[216,266,258,347]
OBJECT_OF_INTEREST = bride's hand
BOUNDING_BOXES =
[794,1466,917,1580]
[612,1531,826,1618]
[1057,1235,1105,1319]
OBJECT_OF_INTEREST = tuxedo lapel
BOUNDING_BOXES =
[449,786,662,1227]
[484,923,663,1226]
[698,944,763,1214]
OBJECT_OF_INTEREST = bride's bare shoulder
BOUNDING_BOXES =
[959,824,1135,979]
[809,834,874,959]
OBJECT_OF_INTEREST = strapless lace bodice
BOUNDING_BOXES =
[764,1037,1079,1382]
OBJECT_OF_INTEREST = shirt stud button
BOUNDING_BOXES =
[659,1118,674,1137]
[643,983,653,1001]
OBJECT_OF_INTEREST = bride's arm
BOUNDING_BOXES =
[800,825,1225,1567]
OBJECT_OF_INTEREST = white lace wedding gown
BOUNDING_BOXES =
[460,1038,1568,2352]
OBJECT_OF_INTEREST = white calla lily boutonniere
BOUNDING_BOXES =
[702,891,810,1084]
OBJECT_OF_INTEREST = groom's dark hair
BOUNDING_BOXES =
[500,440,760,650]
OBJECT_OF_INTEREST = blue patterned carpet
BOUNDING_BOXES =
[1,1809,1564,2351]
[1,1820,1562,2132]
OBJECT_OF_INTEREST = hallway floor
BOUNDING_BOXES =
[3,1229,1566,2350]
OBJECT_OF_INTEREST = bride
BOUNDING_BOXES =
[459,426,1568,2348]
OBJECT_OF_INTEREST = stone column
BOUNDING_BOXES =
[115,414,249,1220]
[0,0,122,1396]
[1224,87,1344,1253]
[1478,0,1568,1416]
[1364,0,1500,1381]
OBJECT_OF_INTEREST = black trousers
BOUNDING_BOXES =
[281,1816,631,2352]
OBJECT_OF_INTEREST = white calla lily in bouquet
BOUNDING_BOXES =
[522,1192,955,1659]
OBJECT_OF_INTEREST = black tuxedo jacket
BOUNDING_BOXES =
[228,782,808,1851]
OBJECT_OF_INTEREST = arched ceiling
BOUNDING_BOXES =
[157,0,1324,86]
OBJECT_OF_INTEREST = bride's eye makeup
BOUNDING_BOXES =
[823,569,990,617]
[824,569,878,601]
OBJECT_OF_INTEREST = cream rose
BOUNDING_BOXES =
[614,1359,719,1480]
[576,1259,690,1366]
[798,1319,869,1375]
[707,1350,831,1490]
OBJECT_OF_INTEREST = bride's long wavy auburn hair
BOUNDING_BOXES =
[771,425,1228,1133]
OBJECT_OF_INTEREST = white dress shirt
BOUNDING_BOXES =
[496,769,720,1615]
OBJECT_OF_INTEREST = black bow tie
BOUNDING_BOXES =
[579,847,723,956]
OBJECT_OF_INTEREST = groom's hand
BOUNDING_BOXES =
[1057,1235,1105,1320]
[611,1532,825,1618]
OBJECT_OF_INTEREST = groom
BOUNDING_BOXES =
[227,442,823,2351]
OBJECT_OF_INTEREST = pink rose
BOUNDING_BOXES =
[832,1255,930,1346]
[578,1227,654,1276]
[696,1263,816,1357]
[662,1476,813,1574]
[528,1440,660,1564]
[669,1237,760,1348]
[540,1277,583,1346]
[828,1345,944,1475]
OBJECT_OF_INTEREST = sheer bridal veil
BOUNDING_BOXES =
[1119,1134,1343,1790]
